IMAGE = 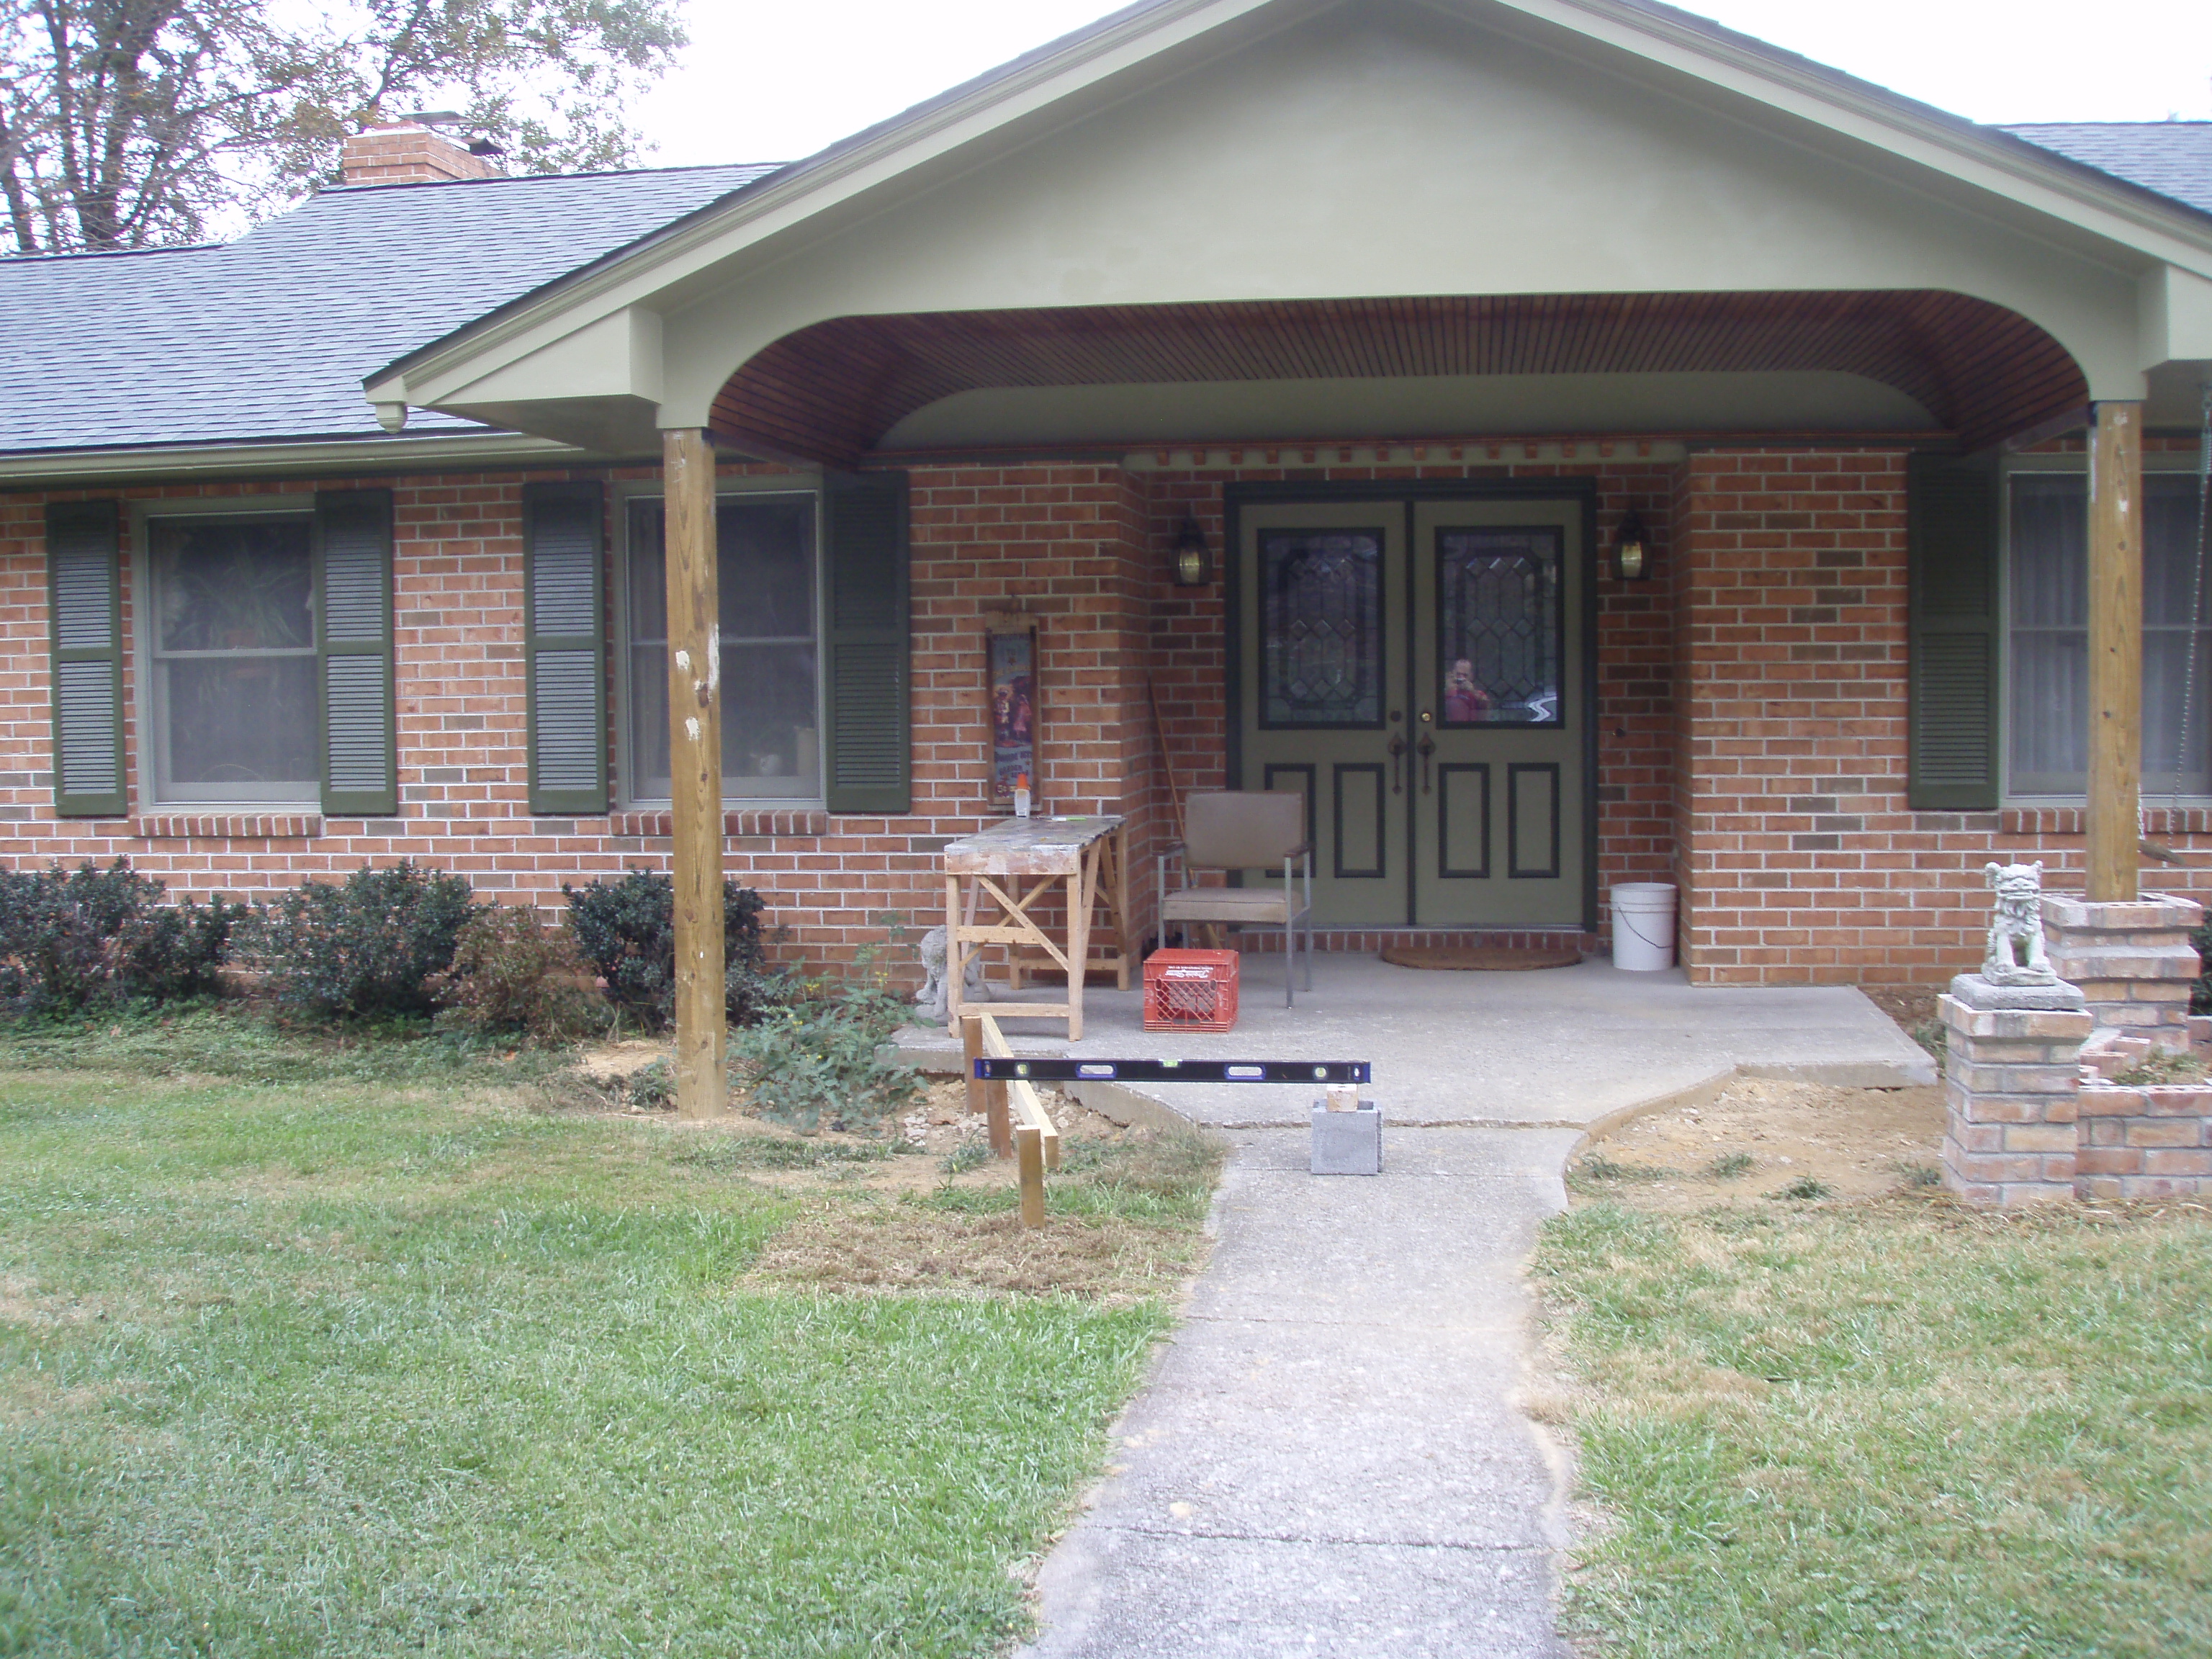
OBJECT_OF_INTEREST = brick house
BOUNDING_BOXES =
[4,0,2210,992]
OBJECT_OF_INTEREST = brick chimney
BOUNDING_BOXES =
[340,122,502,186]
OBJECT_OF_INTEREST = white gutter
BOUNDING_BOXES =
[0,431,590,487]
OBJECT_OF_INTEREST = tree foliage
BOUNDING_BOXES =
[0,0,686,255]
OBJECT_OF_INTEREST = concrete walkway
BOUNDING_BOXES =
[897,956,1933,1656]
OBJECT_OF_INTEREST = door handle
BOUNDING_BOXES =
[1388,733,1408,796]
[1416,731,1436,795]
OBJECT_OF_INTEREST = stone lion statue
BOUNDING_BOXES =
[1982,860,2057,986]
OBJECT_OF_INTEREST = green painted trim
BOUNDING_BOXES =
[523,480,609,815]
[314,489,399,818]
[45,499,126,819]
[822,471,911,816]
[1907,451,2002,811]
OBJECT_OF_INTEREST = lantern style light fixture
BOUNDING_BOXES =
[1170,515,1213,587]
[1614,511,1651,581]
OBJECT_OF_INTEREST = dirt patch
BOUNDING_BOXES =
[1858,984,1941,1031]
[741,1195,1204,1302]
[1570,1075,1946,1211]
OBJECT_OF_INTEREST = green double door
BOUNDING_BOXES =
[1235,492,1590,930]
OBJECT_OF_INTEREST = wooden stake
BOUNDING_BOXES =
[663,428,725,1119]
[1016,1124,1047,1228]
[2087,401,2144,904]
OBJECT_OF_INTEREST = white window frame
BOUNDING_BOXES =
[131,493,319,808]
[2000,451,2209,805]
[612,475,827,809]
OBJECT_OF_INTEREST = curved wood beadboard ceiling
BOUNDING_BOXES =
[706,290,2085,465]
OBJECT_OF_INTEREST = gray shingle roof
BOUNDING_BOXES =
[2002,122,2212,217]
[0,162,778,456]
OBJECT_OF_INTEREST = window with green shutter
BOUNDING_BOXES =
[524,481,608,814]
[46,500,125,818]
[1907,453,2000,810]
[822,472,910,815]
[315,490,397,818]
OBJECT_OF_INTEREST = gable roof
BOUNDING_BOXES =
[0,161,778,459]
[2002,123,2212,219]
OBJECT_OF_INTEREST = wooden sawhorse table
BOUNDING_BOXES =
[943,814,1128,1040]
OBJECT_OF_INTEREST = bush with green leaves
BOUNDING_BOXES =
[248,862,478,1020]
[431,904,608,1040]
[0,859,238,1013]
[732,960,922,1133]
[562,868,774,1028]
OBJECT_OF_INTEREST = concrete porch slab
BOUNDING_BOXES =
[894,953,1935,1130]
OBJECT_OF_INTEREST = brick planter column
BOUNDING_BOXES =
[2041,893,2203,1050]
[1939,974,2092,1205]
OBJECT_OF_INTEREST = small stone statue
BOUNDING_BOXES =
[914,924,991,1022]
[1982,860,2058,986]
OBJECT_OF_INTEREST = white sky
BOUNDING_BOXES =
[643,0,2212,169]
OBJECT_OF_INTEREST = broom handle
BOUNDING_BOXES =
[1147,675,1185,840]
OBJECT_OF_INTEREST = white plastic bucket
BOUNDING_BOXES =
[1611,882,1678,971]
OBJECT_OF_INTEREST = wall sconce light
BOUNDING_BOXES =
[1614,511,1651,581]
[1171,515,1213,587]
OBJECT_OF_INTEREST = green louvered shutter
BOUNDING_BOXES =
[523,481,608,814]
[46,500,125,818]
[315,490,398,818]
[1907,452,2001,810]
[822,472,910,814]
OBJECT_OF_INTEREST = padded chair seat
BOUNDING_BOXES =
[1159,888,1296,924]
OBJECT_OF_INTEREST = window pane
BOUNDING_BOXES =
[1437,528,1562,725]
[2009,472,2211,796]
[625,495,819,801]
[719,500,814,639]
[721,642,818,796]
[1260,529,1384,727]
[153,518,312,651]
[159,657,318,786]
[2010,475,2084,629]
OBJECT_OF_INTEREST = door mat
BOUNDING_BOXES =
[1380,946,1583,971]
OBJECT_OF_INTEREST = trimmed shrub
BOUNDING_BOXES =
[431,904,608,1040]
[0,859,237,1013]
[2193,916,2212,1015]
[248,862,478,1019]
[563,869,773,1028]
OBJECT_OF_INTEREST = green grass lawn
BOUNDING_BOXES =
[1532,1197,2212,1659]
[0,1012,1213,1657]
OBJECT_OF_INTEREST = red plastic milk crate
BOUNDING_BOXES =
[1143,948,1241,1033]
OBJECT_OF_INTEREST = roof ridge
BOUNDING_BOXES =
[315,159,786,196]
[1,240,224,265]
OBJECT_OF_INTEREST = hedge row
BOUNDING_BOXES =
[0,860,771,1037]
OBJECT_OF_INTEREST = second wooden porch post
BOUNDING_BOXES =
[664,428,725,1118]
[2087,400,2144,903]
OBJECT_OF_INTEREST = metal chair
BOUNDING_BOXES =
[1156,791,1314,1005]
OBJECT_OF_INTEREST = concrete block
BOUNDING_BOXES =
[1310,1100,1382,1176]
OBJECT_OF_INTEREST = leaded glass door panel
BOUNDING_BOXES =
[1238,503,1410,925]
[1412,498,1586,927]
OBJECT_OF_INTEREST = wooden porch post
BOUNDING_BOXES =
[663,428,725,1118]
[2087,401,2145,903]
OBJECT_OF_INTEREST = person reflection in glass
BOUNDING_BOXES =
[1444,657,1491,724]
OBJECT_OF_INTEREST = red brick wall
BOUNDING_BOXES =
[1672,446,2212,986]
[12,437,2199,989]
[0,461,1168,979]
